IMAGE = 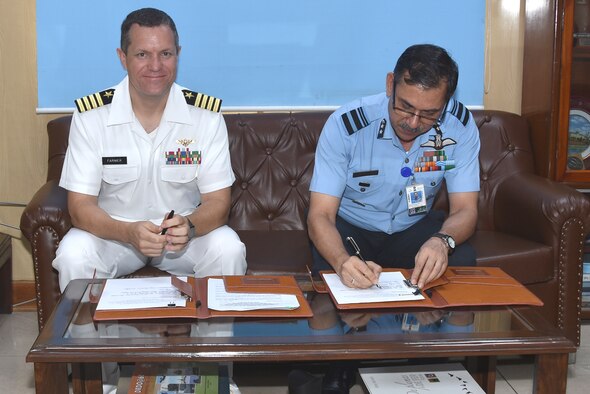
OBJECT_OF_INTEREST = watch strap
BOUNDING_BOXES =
[431,232,455,255]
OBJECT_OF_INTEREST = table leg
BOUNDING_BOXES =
[71,363,102,394]
[466,356,496,393]
[533,353,569,394]
[34,363,68,394]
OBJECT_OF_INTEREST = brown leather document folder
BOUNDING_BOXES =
[93,275,313,321]
[320,266,543,310]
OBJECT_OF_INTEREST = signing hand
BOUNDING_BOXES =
[338,257,382,289]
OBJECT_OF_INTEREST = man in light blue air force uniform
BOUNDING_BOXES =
[308,44,480,290]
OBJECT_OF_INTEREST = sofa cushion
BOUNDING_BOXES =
[240,230,313,276]
[470,230,553,285]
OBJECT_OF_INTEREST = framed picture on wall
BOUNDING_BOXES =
[567,108,590,170]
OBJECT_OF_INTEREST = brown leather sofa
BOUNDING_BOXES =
[20,110,590,346]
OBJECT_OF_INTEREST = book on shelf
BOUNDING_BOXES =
[128,363,228,394]
[359,362,485,394]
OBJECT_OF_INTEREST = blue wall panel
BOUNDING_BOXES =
[37,0,485,110]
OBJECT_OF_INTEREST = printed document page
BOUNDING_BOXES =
[96,277,188,310]
[207,278,300,311]
[323,271,424,304]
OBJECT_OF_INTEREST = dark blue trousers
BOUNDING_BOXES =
[311,210,476,274]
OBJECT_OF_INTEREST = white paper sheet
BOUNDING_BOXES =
[323,271,424,305]
[206,278,300,311]
[96,277,188,311]
[360,363,485,394]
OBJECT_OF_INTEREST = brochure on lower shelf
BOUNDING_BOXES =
[93,275,313,321]
[128,362,228,394]
[320,266,543,310]
[359,362,485,394]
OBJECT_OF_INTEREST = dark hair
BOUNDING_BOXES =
[393,44,459,102]
[120,8,179,54]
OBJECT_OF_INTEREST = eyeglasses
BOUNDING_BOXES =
[391,83,442,125]
[391,104,440,124]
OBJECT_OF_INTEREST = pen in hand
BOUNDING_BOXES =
[346,236,382,289]
[160,210,175,235]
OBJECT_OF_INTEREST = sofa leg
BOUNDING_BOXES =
[0,234,13,314]
[568,351,577,365]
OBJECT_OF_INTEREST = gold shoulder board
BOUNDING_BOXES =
[74,89,115,113]
[182,89,222,113]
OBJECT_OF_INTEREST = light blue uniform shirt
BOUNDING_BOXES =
[310,93,480,234]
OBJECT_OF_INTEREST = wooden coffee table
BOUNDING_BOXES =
[27,279,575,393]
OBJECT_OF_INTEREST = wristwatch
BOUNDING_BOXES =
[186,217,196,239]
[431,233,456,255]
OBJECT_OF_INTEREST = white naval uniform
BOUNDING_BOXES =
[54,77,246,292]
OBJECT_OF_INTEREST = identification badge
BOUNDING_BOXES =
[406,183,427,216]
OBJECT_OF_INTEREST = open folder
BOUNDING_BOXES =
[93,275,313,321]
[319,266,543,310]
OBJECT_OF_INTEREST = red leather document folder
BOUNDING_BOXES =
[320,266,543,310]
[93,275,313,321]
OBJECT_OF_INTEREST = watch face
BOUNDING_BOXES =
[447,236,456,249]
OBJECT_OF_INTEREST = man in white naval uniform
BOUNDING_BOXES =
[54,7,247,393]
[55,8,246,289]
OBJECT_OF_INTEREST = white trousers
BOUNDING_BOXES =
[53,225,247,292]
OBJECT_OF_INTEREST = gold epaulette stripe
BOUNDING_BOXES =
[74,89,115,113]
[182,89,222,113]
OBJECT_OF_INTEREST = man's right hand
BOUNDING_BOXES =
[125,221,167,256]
[337,257,382,289]
[68,191,167,256]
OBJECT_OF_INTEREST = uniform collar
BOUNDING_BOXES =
[162,83,193,125]
[378,94,395,140]
[107,77,193,127]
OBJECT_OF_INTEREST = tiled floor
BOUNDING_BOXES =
[2,311,590,393]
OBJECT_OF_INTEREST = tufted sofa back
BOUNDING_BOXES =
[225,112,326,232]
[45,111,536,249]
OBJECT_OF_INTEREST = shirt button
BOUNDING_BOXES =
[399,190,403,196]
[404,158,409,163]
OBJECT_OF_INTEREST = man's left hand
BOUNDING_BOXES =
[160,214,192,251]
[410,237,448,288]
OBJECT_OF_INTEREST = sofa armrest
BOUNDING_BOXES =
[19,179,71,329]
[493,174,590,245]
[493,173,590,343]
[20,179,71,241]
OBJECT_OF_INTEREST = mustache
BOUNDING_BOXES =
[399,122,422,133]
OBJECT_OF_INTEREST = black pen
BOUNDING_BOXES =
[160,210,175,235]
[346,236,382,288]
